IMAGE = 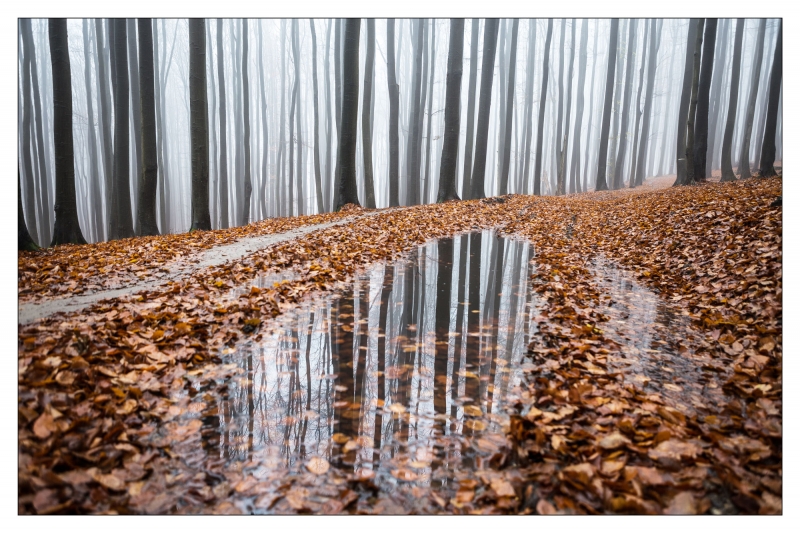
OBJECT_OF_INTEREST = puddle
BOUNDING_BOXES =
[170,230,538,499]
[592,256,731,413]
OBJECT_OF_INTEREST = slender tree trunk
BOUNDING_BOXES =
[759,20,782,178]
[684,19,706,185]
[189,19,211,231]
[309,20,325,214]
[288,22,298,216]
[49,19,86,246]
[720,19,744,182]
[495,20,508,189]
[559,19,576,194]
[277,21,287,217]
[216,19,229,228]
[362,19,377,208]
[294,22,304,216]
[570,20,588,194]
[127,19,142,228]
[692,19,717,181]
[461,19,480,200]
[521,20,536,195]
[470,18,499,200]
[332,19,343,210]
[422,21,436,204]
[336,19,361,209]
[324,20,334,211]
[738,20,766,178]
[19,170,39,250]
[534,19,554,195]
[81,20,103,241]
[137,19,159,236]
[607,20,627,188]
[629,19,650,188]
[19,21,40,245]
[241,19,251,225]
[705,18,729,177]
[554,19,567,194]
[583,20,600,191]
[94,19,114,237]
[406,20,424,206]
[437,18,465,203]
[206,22,217,226]
[499,19,519,196]
[387,19,400,207]
[674,19,699,186]
[595,19,619,192]
[111,19,134,239]
[635,19,661,187]
[612,19,637,189]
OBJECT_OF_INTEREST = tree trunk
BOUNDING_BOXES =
[495,20,508,189]
[469,18,499,200]
[94,19,114,237]
[684,19,706,185]
[19,20,40,245]
[437,18,465,203]
[288,20,298,216]
[336,19,361,209]
[82,20,103,241]
[276,21,287,217]
[499,19,519,196]
[629,19,650,188]
[607,20,627,189]
[521,20,536,194]
[332,19,343,210]
[559,19,576,194]
[673,19,699,186]
[406,20,424,206]
[461,19,480,200]
[612,19,637,190]
[595,19,619,192]
[48,19,86,246]
[294,21,304,216]
[189,19,211,231]
[692,19,717,182]
[310,20,325,213]
[241,19,251,225]
[362,19,377,208]
[324,20,334,211]
[720,20,744,182]
[554,19,567,195]
[216,19,229,228]
[583,20,600,192]
[111,19,134,239]
[137,19,159,236]
[759,20,782,178]
[570,19,588,194]
[206,21,218,226]
[534,19,553,195]
[127,19,142,228]
[18,170,39,250]
[422,21,436,204]
[635,19,661,187]
[705,18,729,177]
[738,20,766,178]
[387,19,400,207]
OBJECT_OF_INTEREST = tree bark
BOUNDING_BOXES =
[277,21,287,217]
[332,19,343,210]
[241,19,251,225]
[738,20,766,178]
[635,19,661,187]
[673,19,699,186]
[387,19,400,207]
[583,20,600,192]
[461,19,480,200]
[521,20,536,194]
[570,20,588,194]
[216,19,229,228]
[595,19,619,192]
[137,19,159,236]
[469,18,499,200]
[189,19,211,231]
[499,19,519,196]
[612,19,637,190]
[19,20,40,245]
[692,19,717,182]
[310,20,325,213]
[18,170,39,250]
[684,19,706,185]
[720,19,744,182]
[629,19,650,188]
[362,19,377,208]
[288,20,298,216]
[49,19,86,246]
[127,19,142,227]
[94,19,114,237]
[534,19,553,195]
[111,19,134,239]
[705,18,729,177]
[422,21,436,204]
[81,20,103,241]
[554,19,567,195]
[759,20,782,178]
[559,19,576,194]
[436,18,465,203]
[324,20,334,211]
[406,20,425,205]
[206,21,218,226]
[336,19,361,209]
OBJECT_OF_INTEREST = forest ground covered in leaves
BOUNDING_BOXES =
[18,175,781,514]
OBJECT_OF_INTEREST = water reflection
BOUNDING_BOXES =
[196,230,537,488]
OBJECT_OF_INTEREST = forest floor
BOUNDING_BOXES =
[18,174,782,514]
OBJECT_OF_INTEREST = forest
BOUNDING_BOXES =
[18,18,782,516]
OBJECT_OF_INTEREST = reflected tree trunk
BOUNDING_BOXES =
[433,237,454,422]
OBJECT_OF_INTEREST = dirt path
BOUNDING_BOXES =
[18,211,388,325]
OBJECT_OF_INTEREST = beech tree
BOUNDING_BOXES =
[189,19,211,230]
[111,19,134,240]
[758,20,782,177]
[533,19,553,195]
[691,19,717,182]
[673,19,699,186]
[720,19,744,183]
[498,19,519,196]
[460,19,480,200]
[362,19,376,208]
[387,19,400,207]
[595,19,619,192]
[469,18,499,200]
[137,19,159,236]
[738,20,767,178]
[48,18,86,246]
[336,19,361,209]
[241,20,251,225]
[436,18,465,203]
[684,19,706,185]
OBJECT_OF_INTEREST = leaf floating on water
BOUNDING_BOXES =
[391,468,419,482]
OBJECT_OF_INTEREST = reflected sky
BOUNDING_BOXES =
[189,230,537,489]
